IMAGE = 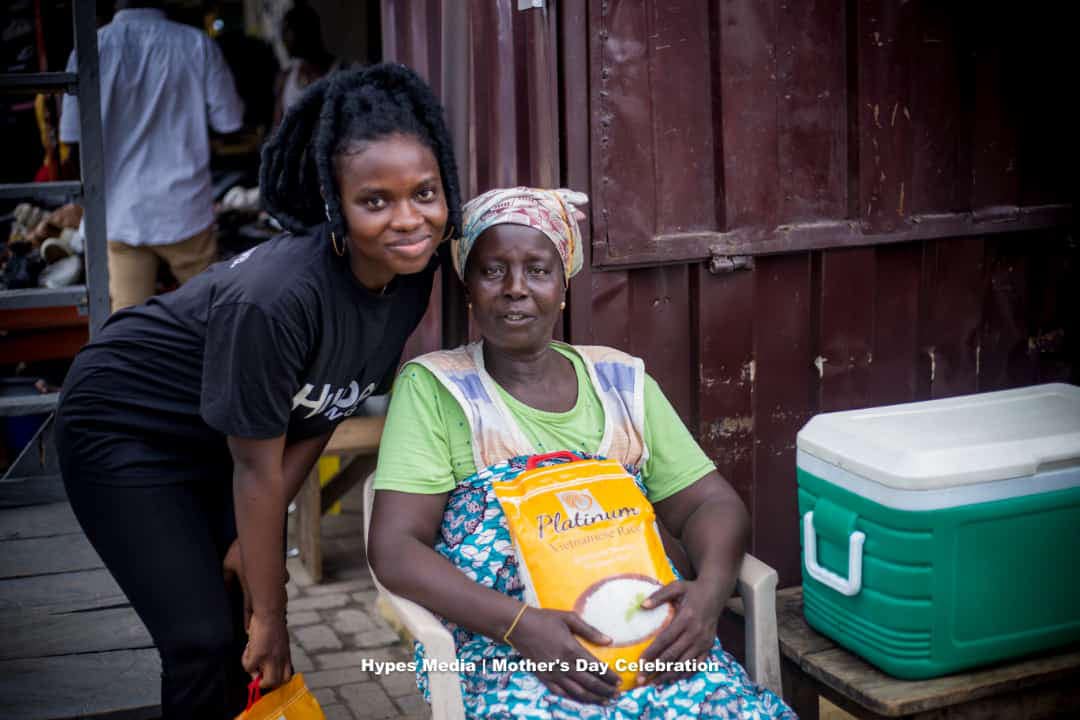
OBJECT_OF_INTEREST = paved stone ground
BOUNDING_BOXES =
[285,483,429,720]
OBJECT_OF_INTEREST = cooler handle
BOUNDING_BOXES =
[803,511,865,597]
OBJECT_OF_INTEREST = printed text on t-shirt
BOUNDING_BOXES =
[292,380,376,420]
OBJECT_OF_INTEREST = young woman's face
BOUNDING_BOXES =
[465,224,565,354]
[335,133,447,291]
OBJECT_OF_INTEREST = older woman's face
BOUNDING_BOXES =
[465,224,565,354]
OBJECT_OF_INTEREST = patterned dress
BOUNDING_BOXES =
[407,343,797,719]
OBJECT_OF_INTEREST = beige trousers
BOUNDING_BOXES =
[107,225,217,311]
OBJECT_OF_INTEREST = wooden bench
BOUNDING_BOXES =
[0,484,160,719]
[293,415,385,582]
[771,587,1080,719]
[0,415,385,717]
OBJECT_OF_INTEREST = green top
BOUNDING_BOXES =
[374,344,715,502]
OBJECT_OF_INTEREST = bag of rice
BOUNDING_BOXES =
[493,451,676,690]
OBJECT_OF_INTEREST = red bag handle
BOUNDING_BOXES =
[245,675,262,711]
[526,451,580,470]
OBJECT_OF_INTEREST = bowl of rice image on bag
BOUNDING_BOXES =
[575,573,675,647]
[493,452,677,690]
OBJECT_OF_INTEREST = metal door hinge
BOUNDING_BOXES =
[517,0,545,10]
[708,254,754,274]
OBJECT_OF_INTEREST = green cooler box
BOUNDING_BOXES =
[796,383,1080,679]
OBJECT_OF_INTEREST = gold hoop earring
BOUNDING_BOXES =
[330,230,346,257]
[442,224,454,243]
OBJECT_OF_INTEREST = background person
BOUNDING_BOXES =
[273,1,340,127]
[60,0,244,310]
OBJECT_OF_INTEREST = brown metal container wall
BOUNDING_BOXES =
[381,0,445,363]
[384,1,1078,586]
[383,0,562,353]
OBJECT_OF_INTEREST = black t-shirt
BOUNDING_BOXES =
[56,225,435,485]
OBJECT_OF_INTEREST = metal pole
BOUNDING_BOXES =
[73,0,109,335]
[440,0,471,349]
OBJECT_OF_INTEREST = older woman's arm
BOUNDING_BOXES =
[369,489,622,703]
[639,471,750,686]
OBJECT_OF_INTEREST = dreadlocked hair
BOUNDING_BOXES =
[260,63,462,248]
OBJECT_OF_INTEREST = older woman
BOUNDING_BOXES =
[369,188,794,719]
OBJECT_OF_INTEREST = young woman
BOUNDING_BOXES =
[54,64,461,719]
[369,187,794,718]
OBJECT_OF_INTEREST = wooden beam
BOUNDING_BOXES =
[0,607,151,661]
[320,455,377,515]
[0,649,160,720]
[0,502,81,541]
[0,533,102,578]
[323,416,385,455]
[0,568,125,614]
[295,471,322,584]
[293,416,385,582]
[594,203,1073,268]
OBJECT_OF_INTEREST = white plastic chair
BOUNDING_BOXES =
[362,475,783,720]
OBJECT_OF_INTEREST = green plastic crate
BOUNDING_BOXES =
[796,383,1080,679]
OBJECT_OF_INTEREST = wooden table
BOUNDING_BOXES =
[775,587,1080,719]
[0,480,159,720]
[293,415,385,583]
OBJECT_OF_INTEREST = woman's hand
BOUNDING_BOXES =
[242,612,293,689]
[645,472,750,687]
[507,606,621,704]
[636,579,724,687]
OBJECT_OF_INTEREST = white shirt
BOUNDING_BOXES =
[60,9,243,247]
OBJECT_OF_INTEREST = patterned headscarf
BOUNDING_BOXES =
[453,187,588,285]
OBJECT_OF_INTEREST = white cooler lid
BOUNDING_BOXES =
[797,383,1080,490]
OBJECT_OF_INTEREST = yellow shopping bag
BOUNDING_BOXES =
[235,673,324,720]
